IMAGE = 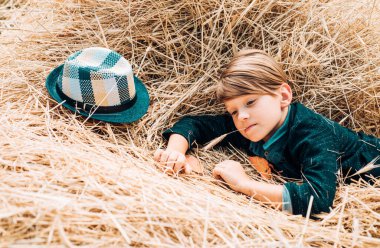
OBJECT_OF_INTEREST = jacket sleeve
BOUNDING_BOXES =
[284,116,339,216]
[162,114,250,152]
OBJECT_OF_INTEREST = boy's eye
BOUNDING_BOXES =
[231,111,237,116]
[247,100,255,106]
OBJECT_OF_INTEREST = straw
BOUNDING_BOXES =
[0,0,379,246]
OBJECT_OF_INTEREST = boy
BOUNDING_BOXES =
[154,49,380,216]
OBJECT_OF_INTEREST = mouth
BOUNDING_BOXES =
[245,124,256,132]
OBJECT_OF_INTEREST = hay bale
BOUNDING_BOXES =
[0,0,379,246]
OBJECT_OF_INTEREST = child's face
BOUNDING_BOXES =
[224,85,291,142]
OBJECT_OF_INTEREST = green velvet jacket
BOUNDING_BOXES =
[162,102,380,216]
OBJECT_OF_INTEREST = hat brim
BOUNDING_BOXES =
[45,64,150,124]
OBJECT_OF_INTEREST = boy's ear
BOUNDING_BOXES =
[280,83,292,108]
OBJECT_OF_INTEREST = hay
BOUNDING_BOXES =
[0,0,379,246]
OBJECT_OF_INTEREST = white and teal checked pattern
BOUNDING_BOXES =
[58,47,136,107]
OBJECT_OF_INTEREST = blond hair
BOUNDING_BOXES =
[217,49,288,101]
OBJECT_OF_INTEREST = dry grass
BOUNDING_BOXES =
[0,0,379,246]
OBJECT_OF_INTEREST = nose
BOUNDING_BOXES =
[237,110,249,121]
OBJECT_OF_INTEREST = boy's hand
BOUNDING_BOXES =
[154,148,192,174]
[212,160,251,194]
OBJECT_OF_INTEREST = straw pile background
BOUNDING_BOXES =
[0,0,379,246]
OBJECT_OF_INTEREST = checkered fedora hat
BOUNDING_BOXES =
[45,47,149,123]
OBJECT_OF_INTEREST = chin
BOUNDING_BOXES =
[246,135,263,143]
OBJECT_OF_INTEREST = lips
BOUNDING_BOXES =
[245,124,256,132]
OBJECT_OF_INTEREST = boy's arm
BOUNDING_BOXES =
[157,114,233,174]
[163,114,250,151]
[242,180,284,209]
[245,181,293,213]
[167,133,188,154]
[154,133,191,174]
[212,160,284,209]
[285,116,339,216]
[245,159,293,212]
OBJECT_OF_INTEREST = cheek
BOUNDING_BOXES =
[250,108,266,121]
[232,119,249,136]
[232,118,242,128]
[256,102,280,120]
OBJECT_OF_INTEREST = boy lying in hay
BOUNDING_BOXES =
[154,49,380,217]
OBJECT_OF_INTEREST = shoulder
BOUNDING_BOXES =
[290,102,337,133]
[291,103,327,124]
[287,103,342,155]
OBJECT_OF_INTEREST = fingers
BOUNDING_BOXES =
[184,163,192,174]
[160,150,170,165]
[172,154,186,173]
[153,148,164,162]
[185,155,203,173]
[167,152,179,169]
[212,166,223,181]
[212,160,238,181]
[153,149,189,174]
